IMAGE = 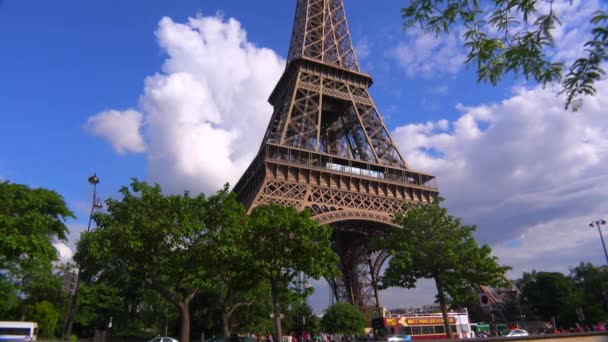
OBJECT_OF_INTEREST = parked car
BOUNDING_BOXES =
[387,335,412,342]
[147,337,179,342]
[505,329,529,337]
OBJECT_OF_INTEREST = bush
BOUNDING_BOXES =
[320,303,365,336]
[29,301,60,338]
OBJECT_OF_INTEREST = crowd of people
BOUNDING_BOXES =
[248,331,352,342]
[553,321,606,334]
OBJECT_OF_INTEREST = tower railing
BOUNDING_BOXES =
[263,143,438,189]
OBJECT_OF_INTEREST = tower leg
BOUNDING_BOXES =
[328,229,389,309]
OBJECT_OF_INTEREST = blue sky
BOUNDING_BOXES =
[0,0,508,208]
[1,0,607,312]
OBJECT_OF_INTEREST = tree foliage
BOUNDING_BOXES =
[569,262,608,323]
[0,181,73,271]
[28,301,61,338]
[203,190,262,337]
[320,303,366,336]
[247,204,338,342]
[77,180,239,342]
[516,263,608,327]
[378,198,510,338]
[401,0,608,110]
[76,181,340,341]
[0,181,73,325]
[75,282,125,332]
[519,271,578,324]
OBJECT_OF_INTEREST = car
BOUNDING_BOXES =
[148,337,179,342]
[505,329,529,337]
[387,335,412,342]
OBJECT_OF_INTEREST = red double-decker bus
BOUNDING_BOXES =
[371,309,472,340]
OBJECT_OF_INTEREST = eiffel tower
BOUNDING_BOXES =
[234,0,439,309]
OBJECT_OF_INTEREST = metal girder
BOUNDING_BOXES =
[233,0,440,311]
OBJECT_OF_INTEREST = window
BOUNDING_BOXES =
[434,325,445,334]
[451,325,457,333]
[0,328,31,335]
[422,326,434,334]
[399,327,412,335]
[411,327,421,335]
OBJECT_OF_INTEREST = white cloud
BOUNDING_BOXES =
[87,15,285,194]
[85,8,608,312]
[393,80,608,275]
[85,110,146,155]
[391,0,604,81]
[53,242,73,261]
[389,28,467,79]
[354,37,371,60]
[430,84,449,95]
[536,0,603,64]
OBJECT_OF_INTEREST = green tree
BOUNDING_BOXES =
[570,263,608,322]
[0,181,73,320]
[75,282,125,335]
[401,1,608,110]
[283,301,316,335]
[203,190,260,337]
[0,181,73,274]
[77,180,225,342]
[247,204,338,342]
[28,301,61,338]
[379,199,510,339]
[0,277,18,317]
[520,271,578,326]
[320,303,365,336]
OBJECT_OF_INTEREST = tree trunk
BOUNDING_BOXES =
[271,282,283,342]
[179,302,191,342]
[434,277,453,339]
[222,311,230,337]
[154,286,198,342]
[222,301,254,337]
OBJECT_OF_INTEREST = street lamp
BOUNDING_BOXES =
[63,174,102,340]
[297,272,312,331]
[86,174,101,232]
[589,219,608,265]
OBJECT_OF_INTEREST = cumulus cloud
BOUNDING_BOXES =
[354,37,371,60]
[54,242,74,261]
[87,15,284,194]
[530,0,603,64]
[389,28,467,79]
[85,8,608,311]
[390,0,604,80]
[86,110,146,155]
[393,80,608,274]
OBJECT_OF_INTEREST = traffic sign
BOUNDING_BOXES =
[479,293,491,307]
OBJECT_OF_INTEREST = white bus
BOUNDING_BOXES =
[0,322,38,341]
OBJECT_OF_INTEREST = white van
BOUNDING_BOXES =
[0,322,38,341]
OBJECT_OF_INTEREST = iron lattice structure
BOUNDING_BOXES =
[234,0,439,309]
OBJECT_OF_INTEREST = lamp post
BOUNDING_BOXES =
[589,219,608,265]
[297,272,311,333]
[86,174,101,232]
[63,174,102,340]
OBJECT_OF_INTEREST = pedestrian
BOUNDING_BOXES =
[599,321,606,332]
